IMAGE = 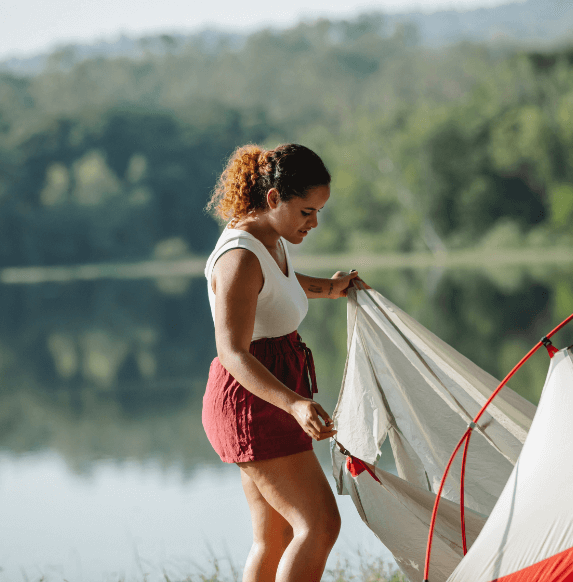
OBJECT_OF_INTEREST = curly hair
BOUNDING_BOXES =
[206,143,331,225]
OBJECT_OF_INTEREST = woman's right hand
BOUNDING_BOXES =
[289,399,337,441]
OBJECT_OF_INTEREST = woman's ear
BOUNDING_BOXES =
[266,188,280,209]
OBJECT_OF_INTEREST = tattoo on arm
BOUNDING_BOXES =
[308,284,323,294]
[328,282,334,296]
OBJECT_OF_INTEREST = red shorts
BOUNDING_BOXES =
[202,331,317,463]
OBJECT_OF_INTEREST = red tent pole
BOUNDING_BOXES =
[423,313,573,582]
[459,431,472,555]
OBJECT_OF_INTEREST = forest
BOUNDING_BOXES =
[1,12,573,269]
[0,10,572,471]
[1,13,573,582]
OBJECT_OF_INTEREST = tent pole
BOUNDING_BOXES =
[423,313,573,581]
[459,430,472,555]
[423,428,471,582]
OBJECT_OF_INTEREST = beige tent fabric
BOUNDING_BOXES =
[332,446,487,581]
[332,288,537,580]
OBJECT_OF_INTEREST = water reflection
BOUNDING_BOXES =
[1,263,572,471]
[0,262,572,579]
[0,276,218,472]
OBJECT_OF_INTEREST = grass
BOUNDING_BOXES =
[159,552,406,582]
[16,540,406,582]
[25,553,406,582]
[324,553,407,582]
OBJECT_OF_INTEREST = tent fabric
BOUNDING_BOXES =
[446,347,573,582]
[332,445,487,582]
[493,547,573,582]
[331,288,537,581]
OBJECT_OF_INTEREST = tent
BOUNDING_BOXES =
[331,287,537,581]
[446,346,573,582]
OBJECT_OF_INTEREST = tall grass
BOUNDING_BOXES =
[170,552,406,582]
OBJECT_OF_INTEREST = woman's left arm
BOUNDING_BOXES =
[296,271,369,299]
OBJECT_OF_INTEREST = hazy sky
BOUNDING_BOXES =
[1,0,522,59]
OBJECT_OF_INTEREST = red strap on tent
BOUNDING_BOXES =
[541,336,559,358]
[346,456,381,483]
[423,313,573,582]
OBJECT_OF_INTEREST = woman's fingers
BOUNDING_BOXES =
[313,402,332,424]
[292,400,337,441]
[355,277,372,290]
[331,271,359,298]
[349,270,372,291]
[307,427,336,441]
[309,402,337,441]
[308,426,337,441]
[307,411,326,438]
[331,270,372,292]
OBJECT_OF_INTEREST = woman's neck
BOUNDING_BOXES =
[233,215,280,250]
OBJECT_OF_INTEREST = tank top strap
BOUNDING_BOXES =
[205,228,274,298]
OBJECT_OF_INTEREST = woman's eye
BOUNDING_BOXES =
[301,211,311,217]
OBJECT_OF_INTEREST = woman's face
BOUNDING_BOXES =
[268,184,330,244]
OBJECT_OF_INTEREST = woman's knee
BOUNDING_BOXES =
[296,504,341,547]
[318,489,342,541]
[321,505,341,545]
[253,521,293,554]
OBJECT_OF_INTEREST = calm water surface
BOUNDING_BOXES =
[1,261,572,581]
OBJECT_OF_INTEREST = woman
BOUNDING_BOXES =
[203,143,361,582]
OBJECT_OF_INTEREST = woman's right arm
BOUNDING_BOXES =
[212,249,336,442]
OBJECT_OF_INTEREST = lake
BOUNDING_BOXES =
[1,254,572,581]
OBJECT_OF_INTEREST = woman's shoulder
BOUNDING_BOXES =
[205,227,268,280]
[213,245,262,275]
[214,226,264,248]
[209,228,267,260]
[209,241,265,298]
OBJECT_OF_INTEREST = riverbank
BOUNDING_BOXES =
[1,247,572,284]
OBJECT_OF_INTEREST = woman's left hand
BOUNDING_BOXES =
[330,270,371,298]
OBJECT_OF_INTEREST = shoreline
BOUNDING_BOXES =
[1,247,571,285]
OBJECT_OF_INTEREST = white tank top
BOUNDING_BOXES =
[205,227,309,341]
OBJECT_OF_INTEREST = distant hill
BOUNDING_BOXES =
[2,0,572,76]
[384,0,573,47]
[3,0,573,77]
[0,30,245,76]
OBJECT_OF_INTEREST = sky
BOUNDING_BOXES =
[1,0,523,60]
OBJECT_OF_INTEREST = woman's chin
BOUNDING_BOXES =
[284,232,307,244]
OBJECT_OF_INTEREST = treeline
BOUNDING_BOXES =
[1,14,573,267]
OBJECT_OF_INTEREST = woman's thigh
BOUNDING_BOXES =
[238,450,340,535]
[241,469,293,547]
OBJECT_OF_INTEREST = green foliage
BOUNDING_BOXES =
[2,15,573,467]
[0,104,268,265]
[549,182,573,229]
[1,15,573,266]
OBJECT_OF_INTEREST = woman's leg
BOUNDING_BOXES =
[239,449,341,582]
[241,469,294,582]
